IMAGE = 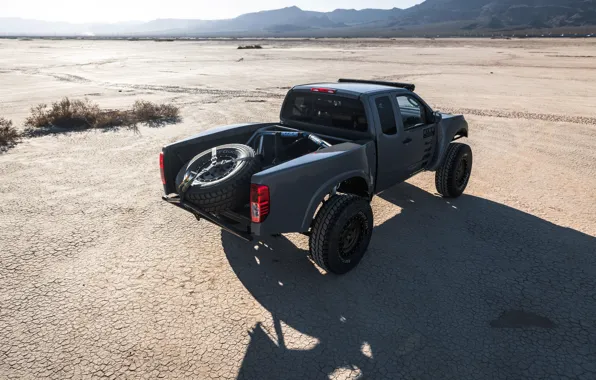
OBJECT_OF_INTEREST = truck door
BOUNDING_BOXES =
[394,94,437,176]
[370,94,413,192]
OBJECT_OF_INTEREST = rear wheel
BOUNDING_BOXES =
[309,194,373,274]
[435,143,472,198]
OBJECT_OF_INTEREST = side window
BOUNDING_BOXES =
[396,95,425,130]
[375,96,397,135]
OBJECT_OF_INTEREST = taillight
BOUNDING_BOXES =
[250,184,270,223]
[311,88,336,94]
[159,152,166,185]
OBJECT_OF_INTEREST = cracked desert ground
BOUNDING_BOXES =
[1,38,595,379]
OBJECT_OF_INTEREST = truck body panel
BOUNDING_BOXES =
[251,141,375,235]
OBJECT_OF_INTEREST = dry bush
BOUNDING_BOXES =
[25,98,102,129]
[238,45,263,49]
[24,97,180,132]
[132,100,180,122]
[0,118,20,150]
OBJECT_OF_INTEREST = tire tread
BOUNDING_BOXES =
[309,194,362,272]
[435,143,467,197]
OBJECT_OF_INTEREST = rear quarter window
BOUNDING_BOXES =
[375,96,397,135]
[281,92,368,132]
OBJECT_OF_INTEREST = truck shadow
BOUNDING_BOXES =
[221,183,596,379]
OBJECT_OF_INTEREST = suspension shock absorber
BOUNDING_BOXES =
[306,133,332,149]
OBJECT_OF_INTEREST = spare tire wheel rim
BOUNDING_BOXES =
[187,148,247,187]
[338,212,367,262]
[196,153,238,182]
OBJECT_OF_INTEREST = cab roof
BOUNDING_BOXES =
[292,82,413,97]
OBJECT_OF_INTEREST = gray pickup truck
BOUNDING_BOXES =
[161,79,471,274]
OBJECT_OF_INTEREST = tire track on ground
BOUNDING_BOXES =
[4,68,286,100]
[438,106,596,125]
[119,83,285,99]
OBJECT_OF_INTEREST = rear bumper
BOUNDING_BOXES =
[162,194,254,242]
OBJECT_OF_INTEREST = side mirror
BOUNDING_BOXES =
[432,111,442,123]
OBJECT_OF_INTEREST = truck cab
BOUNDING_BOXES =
[283,80,463,193]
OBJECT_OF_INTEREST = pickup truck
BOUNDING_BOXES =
[161,79,471,274]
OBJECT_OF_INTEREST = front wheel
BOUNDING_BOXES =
[309,194,373,275]
[435,143,473,198]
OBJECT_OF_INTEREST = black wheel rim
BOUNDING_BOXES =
[455,156,469,188]
[195,153,239,183]
[338,213,367,262]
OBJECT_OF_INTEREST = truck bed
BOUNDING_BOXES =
[161,122,375,237]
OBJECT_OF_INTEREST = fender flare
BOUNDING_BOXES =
[300,170,372,231]
[427,117,468,171]
[454,128,468,138]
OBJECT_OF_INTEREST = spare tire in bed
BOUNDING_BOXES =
[175,144,261,213]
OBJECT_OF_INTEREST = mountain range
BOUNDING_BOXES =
[1,1,595,37]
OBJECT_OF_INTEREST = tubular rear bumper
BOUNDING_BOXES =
[162,194,253,242]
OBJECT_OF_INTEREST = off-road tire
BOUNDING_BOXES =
[309,194,373,274]
[175,144,261,213]
[435,143,473,198]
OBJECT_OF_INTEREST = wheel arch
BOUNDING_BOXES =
[301,173,372,232]
[337,176,370,198]
[453,128,468,140]
[427,116,469,171]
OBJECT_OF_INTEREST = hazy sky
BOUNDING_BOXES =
[2,0,423,23]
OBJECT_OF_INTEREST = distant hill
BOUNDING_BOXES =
[213,6,344,32]
[1,2,595,37]
[397,0,596,29]
[326,8,404,25]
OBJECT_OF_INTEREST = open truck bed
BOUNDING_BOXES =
[162,123,374,240]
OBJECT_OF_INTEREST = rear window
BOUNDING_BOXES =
[281,91,368,132]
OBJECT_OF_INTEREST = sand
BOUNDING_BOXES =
[1,38,595,379]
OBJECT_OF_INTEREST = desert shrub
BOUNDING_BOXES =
[24,97,180,131]
[132,100,179,122]
[25,98,102,129]
[238,45,263,49]
[0,118,20,150]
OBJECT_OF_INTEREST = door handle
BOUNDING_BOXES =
[402,138,412,144]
